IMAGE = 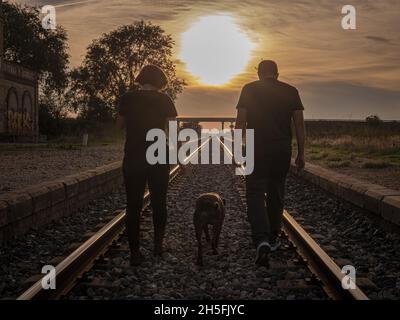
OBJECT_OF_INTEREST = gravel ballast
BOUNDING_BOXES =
[0,187,126,299]
[3,161,399,300]
[286,173,400,299]
[68,164,326,300]
[0,144,124,194]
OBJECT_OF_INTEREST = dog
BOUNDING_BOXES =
[193,193,225,266]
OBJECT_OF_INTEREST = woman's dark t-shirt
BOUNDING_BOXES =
[118,90,177,162]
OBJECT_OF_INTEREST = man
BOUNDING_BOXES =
[235,60,305,266]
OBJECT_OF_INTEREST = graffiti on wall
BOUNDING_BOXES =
[3,88,35,135]
[6,110,33,133]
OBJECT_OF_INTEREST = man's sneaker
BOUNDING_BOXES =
[255,242,270,266]
[269,238,281,252]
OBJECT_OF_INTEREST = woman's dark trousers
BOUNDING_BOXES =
[123,160,170,253]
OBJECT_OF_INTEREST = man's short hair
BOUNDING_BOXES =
[136,64,169,89]
[257,60,278,76]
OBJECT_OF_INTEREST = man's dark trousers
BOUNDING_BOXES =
[245,172,286,248]
[245,138,291,247]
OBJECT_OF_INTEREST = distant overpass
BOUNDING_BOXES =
[176,116,236,129]
[176,116,400,130]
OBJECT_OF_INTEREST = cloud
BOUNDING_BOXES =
[299,81,400,120]
[54,1,99,8]
[365,36,392,43]
[11,0,400,119]
[177,81,400,120]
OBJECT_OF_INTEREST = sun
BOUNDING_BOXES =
[180,15,255,86]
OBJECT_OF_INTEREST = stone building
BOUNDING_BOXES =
[0,1,39,141]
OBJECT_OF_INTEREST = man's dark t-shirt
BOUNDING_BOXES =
[118,90,177,163]
[236,79,304,177]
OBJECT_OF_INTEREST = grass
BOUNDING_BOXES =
[54,144,82,150]
[310,152,329,160]
[307,135,400,155]
[326,155,343,162]
[306,144,398,170]
[327,160,351,168]
[303,123,400,170]
[361,161,391,169]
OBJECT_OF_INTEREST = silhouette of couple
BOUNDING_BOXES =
[118,61,305,266]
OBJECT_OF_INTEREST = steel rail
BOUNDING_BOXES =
[18,170,176,300]
[18,208,127,300]
[18,137,368,300]
[17,139,209,300]
[217,138,369,300]
[282,212,368,300]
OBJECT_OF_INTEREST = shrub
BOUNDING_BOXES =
[326,155,343,162]
[310,152,328,160]
[366,115,382,127]
[327,160,351,168]
[362,161,391,169]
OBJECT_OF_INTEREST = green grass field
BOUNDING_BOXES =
[303,121,400,169]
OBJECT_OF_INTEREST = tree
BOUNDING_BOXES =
[2,2,70,136]
[69,20,185,121]
[2,2,70,94]
[366,114,382,126]
[180,121,202,134]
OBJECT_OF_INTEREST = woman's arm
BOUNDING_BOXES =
[166,116,177,122]
[116,115,126,129]
[165,116,177,135]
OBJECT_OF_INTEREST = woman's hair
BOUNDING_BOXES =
[135,64,169,89]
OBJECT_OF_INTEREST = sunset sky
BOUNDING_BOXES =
[14,0,400,120]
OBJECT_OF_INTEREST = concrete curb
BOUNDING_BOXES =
[0,161,123,244]
[290,162,400,226]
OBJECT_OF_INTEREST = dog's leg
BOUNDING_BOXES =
[204,225,211,243]
[195,224,203,266]
[211,221,223,255]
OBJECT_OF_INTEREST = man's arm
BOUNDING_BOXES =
[293,110,305,172]
[233,108,247,167]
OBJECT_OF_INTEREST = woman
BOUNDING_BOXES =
[118,65,177,266]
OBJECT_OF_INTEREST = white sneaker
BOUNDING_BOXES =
[268,238,281,251]
[255,242,270,266]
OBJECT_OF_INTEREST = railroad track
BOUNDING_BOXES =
[18,138,368,300]
[219,137,368,300]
